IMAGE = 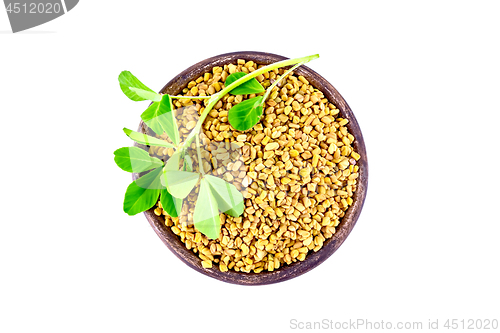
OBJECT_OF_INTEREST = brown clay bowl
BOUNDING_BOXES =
[133,51,368,285]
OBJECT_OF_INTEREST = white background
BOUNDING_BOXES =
[1,1,499,332]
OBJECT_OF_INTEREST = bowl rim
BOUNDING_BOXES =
[132,51,368,285]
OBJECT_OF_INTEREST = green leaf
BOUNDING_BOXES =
[118,71,161,102]
[225,72,265,95]
[163,170,200,199]
[114,147,164,173]
[160,189,183,218]
[204,175,244,217]
[123,167,163,216]
[141,94,180,144]
[183,155,193,172]
[128,87,162,102]
[164,150,182,171]
[123,128,175,148]
[193,179,221,240]
[227,96,264,131]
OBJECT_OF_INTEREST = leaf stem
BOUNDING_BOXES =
[261,62,304,103]
[181,54,319,148]
[220,54,319,99]
[195,133,205,175]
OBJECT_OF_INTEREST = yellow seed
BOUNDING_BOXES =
[265,142,280,151]
[339,119,349,126]
[290,150,299,158]
[247,171,257,179]
[298,76,309,85]
[338,159,350,170]
[219,262,228,272]
[322,216,331,226]
[186,120,196,130]
[263,151,274,159]
[303,237,313,246]
[268,260,275,271]
[312,154,319,168]
[236,134,247,142]
[351,152,361,161]
[276,191,286,200]
[267,174,275,186]
[241,244,250,256]
[201,260,212,269]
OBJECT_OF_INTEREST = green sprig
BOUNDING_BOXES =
[115,54,319,239]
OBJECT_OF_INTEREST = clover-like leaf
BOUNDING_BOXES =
[123,128,175,148]
[119,71,161,102]
[114,147,164,173]
[227,96,264,131]
[225,72,265,95]
[163,170,200,199]
[193,178,221,240]
[141,94,180,144]
[164,150,182,171]
[160,189,183,218]
[123,167,163,216]
[204,175,244,217]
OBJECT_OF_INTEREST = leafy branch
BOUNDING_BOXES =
[114,54,319,239]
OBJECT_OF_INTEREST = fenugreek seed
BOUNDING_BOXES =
[267,174,275,186]
[339,119,349,126]
[185,120,197,130]
[201,260,213,269]
[265,142,280,151]
[247,171,257,179]
[338,159,350,170]
[298,76,309,85]
[255,163,265,172]
[263,151,274,159]
[290,150,299,158]
[303,237,313,246]
[312,154,320,167]
[236,134,247,142]
[281,177,291,185]
[302,151,312,159]
[219,262,228,272]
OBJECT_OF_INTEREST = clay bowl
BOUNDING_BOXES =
[133,51,368,285]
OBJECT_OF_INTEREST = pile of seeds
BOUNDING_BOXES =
[148,60,361,273]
